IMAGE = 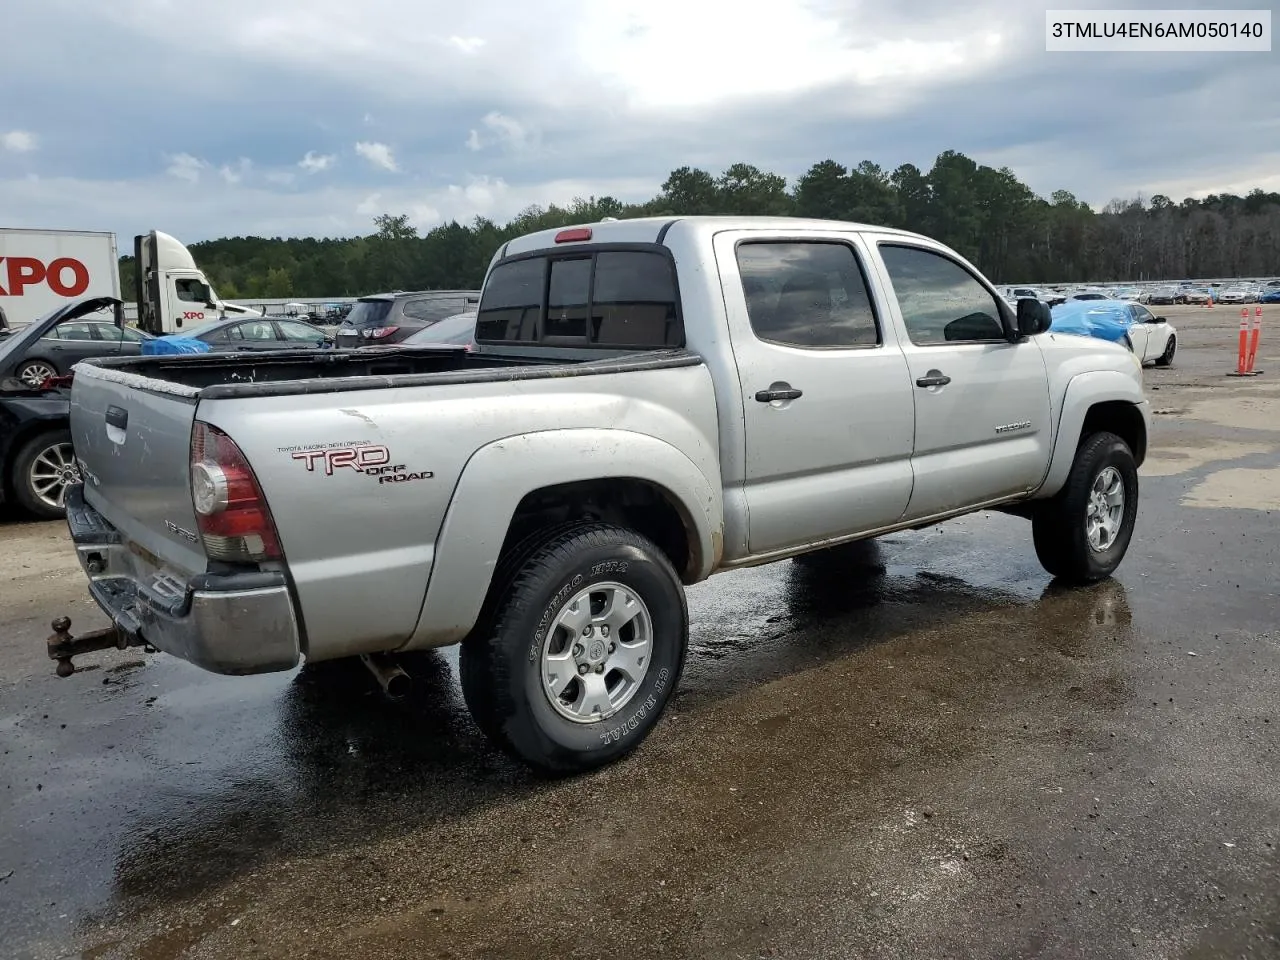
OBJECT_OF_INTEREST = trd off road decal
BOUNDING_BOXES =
[282,442,433,485]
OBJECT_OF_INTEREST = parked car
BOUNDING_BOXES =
[334,290,481,348]
[1177,288,1212,305]
[1147,286,1178,305]
[60,216,1150,773]
[0,306,152,386]
[1217,286,1254,304]
[1260,287,1280,304]
[1070,291,1112,301]
[1111,287,1144,302]
[1001,286,1066,307]
[396,312,478,349]
[0,298,122,519]
[169,316,333,351]
[1050,300,1177,367]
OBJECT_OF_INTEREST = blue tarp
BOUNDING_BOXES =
[1049,300,1133,345]
[142,336,212,355]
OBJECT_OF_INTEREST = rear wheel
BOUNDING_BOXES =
[1032,431,1138,584]
[11,429,79,520]
[460,522,687,774]
[1155,334,1176,367]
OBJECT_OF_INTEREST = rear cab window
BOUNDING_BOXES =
[476,246,683,349]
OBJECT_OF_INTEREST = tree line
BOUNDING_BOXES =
[120,150,1280,299]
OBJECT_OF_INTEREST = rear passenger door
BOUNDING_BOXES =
[712,232,916,556]
[871,240,1052,521]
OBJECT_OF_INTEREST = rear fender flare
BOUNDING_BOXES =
[402,428,721,649]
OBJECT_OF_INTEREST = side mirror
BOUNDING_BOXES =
[1016,298,1053,337]
[1151,315,1166,324]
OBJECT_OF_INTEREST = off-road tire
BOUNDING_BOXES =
[1032,431,1138,584]
[460,522,687,775]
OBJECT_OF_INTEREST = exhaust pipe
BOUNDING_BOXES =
[360,652,411,698]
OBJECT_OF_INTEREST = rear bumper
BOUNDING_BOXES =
[65,484,301,675]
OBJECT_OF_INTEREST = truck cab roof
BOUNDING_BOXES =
[497,216,929,261]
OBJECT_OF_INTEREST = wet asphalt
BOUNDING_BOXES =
[2,306,1279,959]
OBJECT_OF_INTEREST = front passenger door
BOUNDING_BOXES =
[873,241,1053,521]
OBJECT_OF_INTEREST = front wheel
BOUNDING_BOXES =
[460,522,688,774]
[1032,432,1138,584]
[1155,334,1176,367]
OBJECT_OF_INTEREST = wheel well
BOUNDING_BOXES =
[1081,401,1147,466]
[502,479,696,581]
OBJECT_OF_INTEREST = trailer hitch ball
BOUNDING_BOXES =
[46,617,134,677]
[49,617,77,677]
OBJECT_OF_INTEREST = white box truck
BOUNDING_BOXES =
[0,228,256,336]
[0,228,120,331]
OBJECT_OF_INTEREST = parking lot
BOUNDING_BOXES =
[2,304,1278,959]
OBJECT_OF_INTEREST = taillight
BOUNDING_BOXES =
[190,422,282,563]
[361,326,400,339]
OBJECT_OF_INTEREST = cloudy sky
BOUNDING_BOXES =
[1,0,1277,242]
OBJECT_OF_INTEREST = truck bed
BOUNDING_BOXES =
[83,347,698,398]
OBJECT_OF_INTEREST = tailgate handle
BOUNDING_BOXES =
[105,406,128,430]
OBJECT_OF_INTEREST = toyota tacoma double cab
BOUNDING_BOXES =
[58,216,1150,773]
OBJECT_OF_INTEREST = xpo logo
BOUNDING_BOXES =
[0,256,92,297]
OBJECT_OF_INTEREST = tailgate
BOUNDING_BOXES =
[69,364,207,576]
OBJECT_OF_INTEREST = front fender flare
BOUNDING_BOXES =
[401,428,721,650]
[1038,371,1149,498]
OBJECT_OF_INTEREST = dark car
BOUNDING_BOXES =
[394,311,477,350]
[0,297,127,519]
[0,310,152,386]
[176,316,333,351]
[334,290,480,349]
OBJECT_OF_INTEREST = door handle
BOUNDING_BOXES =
[915,372,951,388]
[755,387,803,402]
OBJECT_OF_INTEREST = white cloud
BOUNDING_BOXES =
[266,170,297,186]
[465,112,532,152]
[448,35,485,54]
[165,152,208,183]
[0,171,659,244]
[355,141,398,172]
[220,157,252,184]
[2,130,38,153]
[483,111,527,146]
[299,150,336,173]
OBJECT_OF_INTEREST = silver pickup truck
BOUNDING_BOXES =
[59,216,1150,772]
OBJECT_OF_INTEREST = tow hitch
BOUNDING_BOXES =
[46,617,150,677]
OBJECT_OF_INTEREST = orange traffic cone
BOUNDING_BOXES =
[1248,305,1263,373]
[1206,290,1214,308]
